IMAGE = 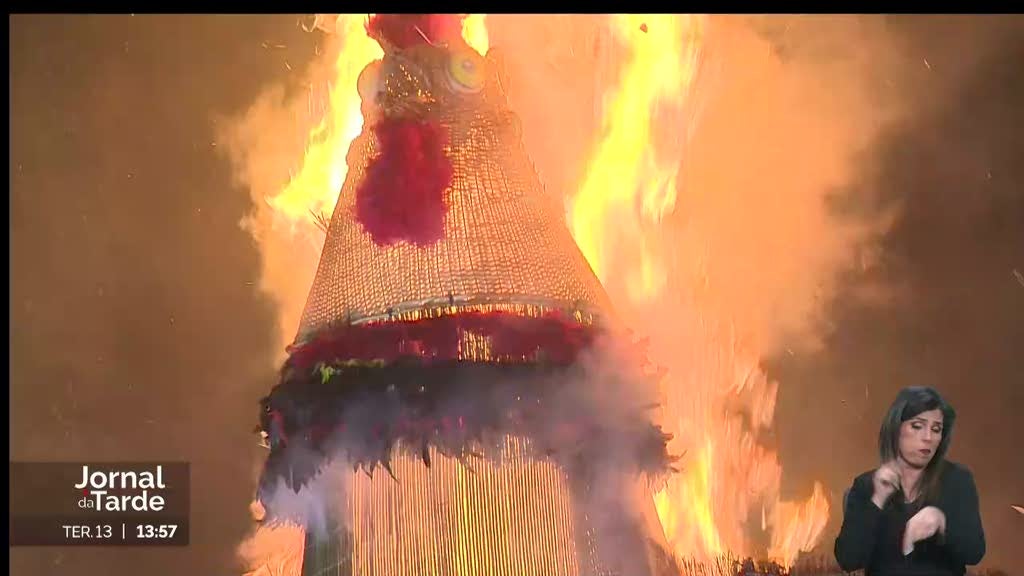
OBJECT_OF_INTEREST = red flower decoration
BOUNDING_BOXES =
[355,118,454,246]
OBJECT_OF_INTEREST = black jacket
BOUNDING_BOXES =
[834,461,985,576]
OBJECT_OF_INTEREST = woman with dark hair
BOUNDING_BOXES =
[835,386,985,575]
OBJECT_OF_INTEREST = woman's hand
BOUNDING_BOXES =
[902,506,947,555]
[871,462,902,508]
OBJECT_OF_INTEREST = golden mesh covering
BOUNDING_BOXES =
[356,302,598,362]
[294,48,613,344]
[294,42,623,576]
[301,440,615,576]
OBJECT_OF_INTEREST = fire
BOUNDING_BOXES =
[239,505,304,576]
[768,481,831,563]
[253,13,484,349]
[570,14,703,301]
[569,14,830,568]
[462,14,490,55]
[265,13,488,243]
[265,15,382,239]
[245,16,575,576]
[242,12,833,574]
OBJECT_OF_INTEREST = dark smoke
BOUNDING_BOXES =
[768,15,1024,572]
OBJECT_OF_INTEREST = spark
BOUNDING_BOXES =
[1013,269,1024,288]
[923,58,932,70]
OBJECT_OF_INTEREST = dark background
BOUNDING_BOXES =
[10,14,1022,575]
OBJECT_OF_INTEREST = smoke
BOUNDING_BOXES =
[484,14,914,562]
[767,16,1024,571]
[259,457,354,540]
[221,13,1020,572]
[216,32,347,356]
[248,333,674,574]
[661,16,908,354]
[257,335,666,493]
[489,15,906,353]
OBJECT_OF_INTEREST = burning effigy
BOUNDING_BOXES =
[254,13,677,576]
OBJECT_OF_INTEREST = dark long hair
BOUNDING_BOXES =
[878,386,957,504]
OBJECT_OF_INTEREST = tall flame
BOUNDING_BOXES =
[571,15,702,301]
[237,18,383,572]
[569,14,830,568]
[266,15,382,236]
[241,16,504,576]
[267,13,487,238]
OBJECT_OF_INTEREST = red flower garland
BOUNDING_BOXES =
[355,118,454,246]
[285,311,597,371]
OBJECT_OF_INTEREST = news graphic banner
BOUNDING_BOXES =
[10,462,189,546]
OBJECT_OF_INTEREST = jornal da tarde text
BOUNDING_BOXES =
[75,465,168,512]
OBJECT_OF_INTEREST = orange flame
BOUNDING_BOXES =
[266,13,488,245]
[462,14,490,55]
[266,15,381,236]
[569,14,830,568]
[239,500,304,576]
[239,16,522,576]
[254,13,484,350]
[571,14,702,301]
